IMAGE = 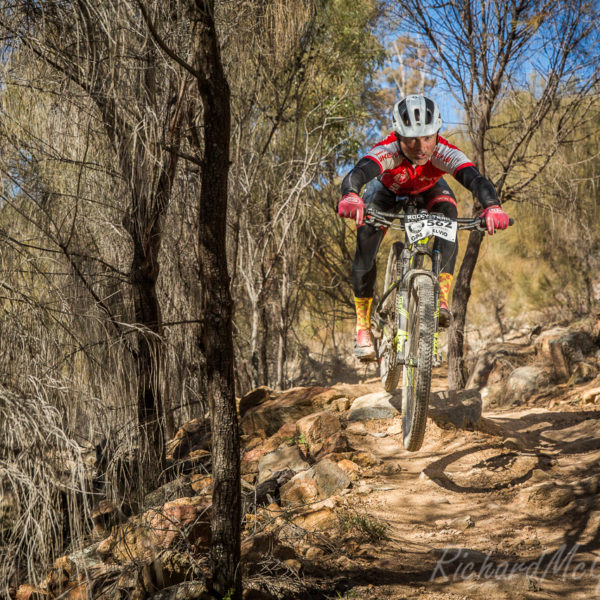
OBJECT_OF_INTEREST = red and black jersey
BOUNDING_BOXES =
[364,132,474,195]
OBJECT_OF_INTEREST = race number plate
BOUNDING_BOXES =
[404,214,457,244]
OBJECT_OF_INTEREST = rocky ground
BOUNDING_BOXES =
[12,321,600,600]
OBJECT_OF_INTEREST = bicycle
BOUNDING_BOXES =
[367,201,512,451]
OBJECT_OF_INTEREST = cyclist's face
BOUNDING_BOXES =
[399,134,437,165]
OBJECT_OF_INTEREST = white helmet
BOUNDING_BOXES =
[392,95,442,137]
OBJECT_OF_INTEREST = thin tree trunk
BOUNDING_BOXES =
[191,2,241,596]
[259,303,269,386]
[276,266,289,390]
[448,230,484,390]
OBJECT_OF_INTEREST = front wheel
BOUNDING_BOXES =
[402,275,435,451]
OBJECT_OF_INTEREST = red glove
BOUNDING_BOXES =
[480,205,509,235]
[338,193,365,225]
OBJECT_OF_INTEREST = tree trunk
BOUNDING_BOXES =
[130,227,166,493]
[191,2,241,596]
[276,266,289,390]
[448,229,484,390]
[259,303,269,386]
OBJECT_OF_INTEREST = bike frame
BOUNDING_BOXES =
[367,204,487,365]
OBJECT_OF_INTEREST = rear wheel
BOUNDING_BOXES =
[379,243,403,393]
[402,275,435,451]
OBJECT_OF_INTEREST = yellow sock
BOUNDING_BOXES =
[354,297,373,332]
[438,273,453,308]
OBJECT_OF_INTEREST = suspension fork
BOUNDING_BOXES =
[432,249,441,361]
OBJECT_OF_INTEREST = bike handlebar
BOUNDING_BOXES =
[364,207,514,231]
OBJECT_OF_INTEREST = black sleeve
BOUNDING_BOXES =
[454,166,499,209]
[341,157,381,196]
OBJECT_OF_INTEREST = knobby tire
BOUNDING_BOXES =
[402,275,435,451]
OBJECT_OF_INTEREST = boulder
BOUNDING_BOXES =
[465,342,535,390]
[348,392,400,421]
[279,470,319,505]
[313,432,352,460]
[335,459,361,481]
[280,459,350,506]
[296,411,341,449]
[257,446,309,485]
[239,386,275,419]
[292,506,338,531]
[97,497,211,562]
[505,365,553,403]
[254,468,295,505]
[429,390,482,428]
[241,387,334,437]
[241,423,297,475]
[537,327,596,381]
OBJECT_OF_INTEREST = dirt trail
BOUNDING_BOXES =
[311,368,600,599]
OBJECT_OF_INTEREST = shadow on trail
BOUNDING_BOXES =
[421,443,554,494]
[487,408,600,455]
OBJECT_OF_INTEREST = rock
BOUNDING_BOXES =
[311,459,351,498]
[296,411,341,452]
[241,532,296,564]
[239,386,275,419]
[350,450,382,468]
[331,398,352,412]
[335,459,361,481]
[505,366,553,403]
[280,459,350,506]
[257,446,309,485]
[314,433,352,460]
[241,423,297,475]
[166,418,210,461]
[241,386,335,437]
[465,342,535,390]
[537,327,596,382]
[292,507,337,531]
[254,468,295,505]
[189,475,212,495]
[309,389,347,410]
[348,392,400,421]
[144,477,194,508]
[428,390,482,428]
[279,470,319,505]
[98,497,211,562]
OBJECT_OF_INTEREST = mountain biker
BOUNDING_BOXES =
[338,95,509,361]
